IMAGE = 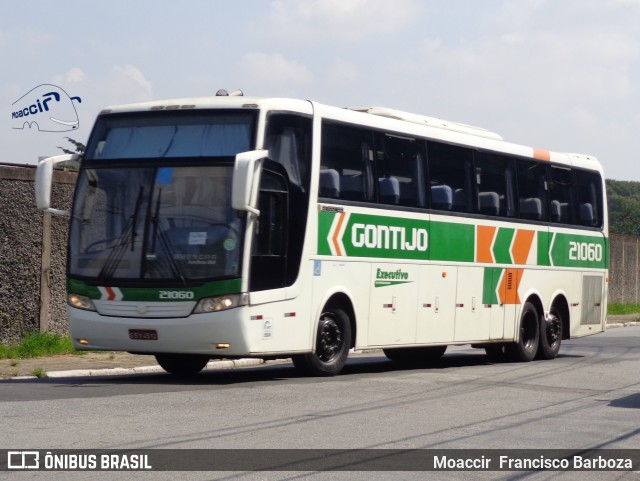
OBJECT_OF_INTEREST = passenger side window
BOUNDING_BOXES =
[377,134,427,207]
[549,166,575,224]
[320,123,374,202]
[575,170,603,228]
[474,152,516,217]
[428,142,474,212]
[517,160,548,221]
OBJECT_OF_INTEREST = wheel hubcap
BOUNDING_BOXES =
[546,314,561,344]
[317,316,342,362]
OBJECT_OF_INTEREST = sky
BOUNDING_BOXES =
[2,0,640,180]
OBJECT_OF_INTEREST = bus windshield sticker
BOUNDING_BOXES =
[223,238,237,251]
[156,167,174,185]
[188,232,207,245]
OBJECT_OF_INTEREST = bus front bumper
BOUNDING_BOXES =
[67,306,252,356]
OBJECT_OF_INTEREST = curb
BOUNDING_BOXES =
[11,358,268,381]
[606,321,640,329]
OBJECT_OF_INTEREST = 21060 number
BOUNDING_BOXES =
[569,241,603,262]
[159,291,194,300]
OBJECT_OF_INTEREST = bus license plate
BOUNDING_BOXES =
[129,329,158,341]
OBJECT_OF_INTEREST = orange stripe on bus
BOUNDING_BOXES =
[332,212,346,256]
[499,268,523,305]
[511,229,535,265]
[533,148,550,161]
[476,225,496,263]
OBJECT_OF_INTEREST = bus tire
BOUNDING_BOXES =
[292,308,351,376]
[384,346,447,364]
[537,307,563,360]
[508,302,540,362]
[155,353,209,376]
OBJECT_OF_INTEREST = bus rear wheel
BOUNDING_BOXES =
[508,301,540,362]
[155,353,210,376]
[537,307,563,360]
[292,308,351,376]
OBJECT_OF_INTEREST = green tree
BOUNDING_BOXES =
[57,136,85,155]
[606,179,640,236]
[608,196,640,236]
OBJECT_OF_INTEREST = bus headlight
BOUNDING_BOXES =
[67,293,96,311]
[194,293,248,313]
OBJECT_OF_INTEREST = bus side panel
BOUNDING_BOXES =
[244,296,315,354]
[415,264,457,344]
[453,266,493,342]
[367,263,419,346]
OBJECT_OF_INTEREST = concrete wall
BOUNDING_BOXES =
[609,234,640,305]
[0,164,75,344]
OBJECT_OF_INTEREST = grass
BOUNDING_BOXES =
[31,367,48,378]
[608,302,640,316]
[0,332,76,360]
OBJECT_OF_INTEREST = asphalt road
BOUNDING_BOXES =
[2,326,640,481]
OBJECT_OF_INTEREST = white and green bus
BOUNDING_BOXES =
[36,94,608,376]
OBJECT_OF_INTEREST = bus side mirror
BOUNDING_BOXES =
[35,154,80,216]
[232,150,268,217]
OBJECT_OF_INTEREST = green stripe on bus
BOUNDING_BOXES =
[493,228,515,264]
[318,211,475,262]
[317,210,335,256]
[429,221,475,262]
[550,233,607,268]
[483,267,502,305]
[342,213,430,260]
[317,210,608,269]
[67,278,242,301]
[537,231,552,266]
[67,280,101,300]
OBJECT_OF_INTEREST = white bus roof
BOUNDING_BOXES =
[98,96,314,115]
[349,106,504,141]
[98,96,602,173]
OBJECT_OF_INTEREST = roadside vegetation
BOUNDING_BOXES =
[0,332,76,360]
[607,179,640,236]
[608,302,640,316]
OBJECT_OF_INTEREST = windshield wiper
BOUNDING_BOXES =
[148,189,187,286]
[98,187,144,283]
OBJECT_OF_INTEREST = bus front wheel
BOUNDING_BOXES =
[155,353,210,376]
[292,308,351,376]
[508,302,540,362]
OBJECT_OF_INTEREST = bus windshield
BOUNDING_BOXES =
[69,110,256,284]
[69,164,243,283]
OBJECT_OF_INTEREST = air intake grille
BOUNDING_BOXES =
[581,276,603,326]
